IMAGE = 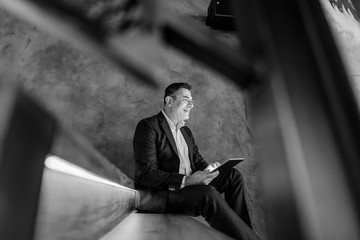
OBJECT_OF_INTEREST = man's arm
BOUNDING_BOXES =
[133,119,184,191]
[184,170,219,186]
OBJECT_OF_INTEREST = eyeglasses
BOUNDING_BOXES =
[181,98,194,106]
[169,95,194,106]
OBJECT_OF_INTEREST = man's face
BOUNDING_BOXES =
[171,88,194,122]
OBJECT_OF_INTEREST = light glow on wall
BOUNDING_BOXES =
[45,155,133,191]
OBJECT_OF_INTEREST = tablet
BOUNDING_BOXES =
[210,158,244,174]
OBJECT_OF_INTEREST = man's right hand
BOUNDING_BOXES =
[184,170,219,186]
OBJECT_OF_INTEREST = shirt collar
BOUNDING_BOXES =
[162,110,185,131]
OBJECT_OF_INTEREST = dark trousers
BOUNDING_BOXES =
[165,168,259,240]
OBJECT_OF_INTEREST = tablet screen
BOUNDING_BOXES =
[210,158,244,173]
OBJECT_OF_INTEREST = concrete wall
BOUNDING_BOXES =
[0,2,266,238]
[0,8,253,180]
[2,1,358,239]
[320,0,360,104]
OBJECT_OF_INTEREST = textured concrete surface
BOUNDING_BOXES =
[320,0,360,105]
[0,2,263,235]
[0,3,254,192]
[34,168,137,240]
[5,1,359,239]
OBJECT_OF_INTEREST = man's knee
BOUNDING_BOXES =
[172,185,223,216]
[196,185,222,202]
[231,167,241,176]
[230,168,244,182]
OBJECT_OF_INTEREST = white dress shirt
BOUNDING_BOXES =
[162,110,192,188]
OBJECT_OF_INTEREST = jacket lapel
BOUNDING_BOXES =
[158,112,179,156]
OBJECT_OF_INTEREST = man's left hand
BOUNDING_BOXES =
[204,162,221,172]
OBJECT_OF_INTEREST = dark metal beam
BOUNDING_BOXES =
[161,15,257,89]
[0,0,159,88]
[0,81,55,240]
[230,0,265,62]
[246,0,360,239]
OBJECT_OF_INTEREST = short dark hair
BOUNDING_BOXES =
[164,82,192,104]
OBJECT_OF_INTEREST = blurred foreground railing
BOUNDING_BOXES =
[0,0,360,240]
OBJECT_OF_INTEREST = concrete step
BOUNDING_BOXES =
[101,212,235,240]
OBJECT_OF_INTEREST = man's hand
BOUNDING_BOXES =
[185,170,219,186]
[204,162,221,172]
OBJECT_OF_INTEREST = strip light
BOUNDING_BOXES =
[45,155,133,191]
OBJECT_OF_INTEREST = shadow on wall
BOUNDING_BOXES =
[0,0,268,238]
[0,7,252,180]
[329,0,359,21]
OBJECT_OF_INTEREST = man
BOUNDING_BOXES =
[133,82,258,240]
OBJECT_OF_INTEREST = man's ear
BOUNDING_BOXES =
[165,96,173,106]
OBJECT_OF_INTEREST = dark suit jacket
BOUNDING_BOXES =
[133,111,209,213]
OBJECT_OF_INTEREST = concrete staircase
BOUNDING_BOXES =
[0,80,233,240]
